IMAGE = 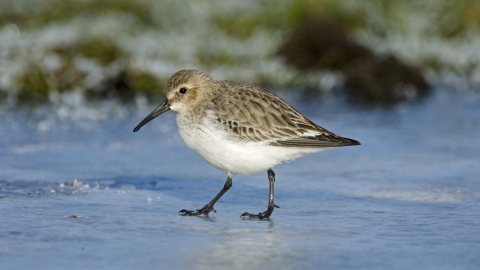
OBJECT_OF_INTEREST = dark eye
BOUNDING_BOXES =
[179,87,187,94]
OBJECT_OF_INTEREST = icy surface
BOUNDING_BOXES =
[1,90,480,270]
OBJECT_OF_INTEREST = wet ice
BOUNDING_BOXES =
[1,90,480,270]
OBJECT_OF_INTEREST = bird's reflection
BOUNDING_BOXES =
[183,220,301,269]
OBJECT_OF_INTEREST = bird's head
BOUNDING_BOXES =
[133,69,214,132]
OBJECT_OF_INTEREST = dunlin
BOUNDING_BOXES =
[134,70,360,218]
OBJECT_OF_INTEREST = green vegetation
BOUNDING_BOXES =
[1,0,479,106]
[212,0,368,38]
[211,0,480,39]
[52,37,125,66]
[15,63,51,105]
[0,0,154,29]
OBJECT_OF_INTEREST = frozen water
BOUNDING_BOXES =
[1,89,480,269]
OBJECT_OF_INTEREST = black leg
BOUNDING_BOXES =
[179,172,233,216]
[241,169,280,219]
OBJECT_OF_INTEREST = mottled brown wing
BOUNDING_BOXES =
[207,81,360,147]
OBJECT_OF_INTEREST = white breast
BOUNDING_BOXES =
[176,113,323,175]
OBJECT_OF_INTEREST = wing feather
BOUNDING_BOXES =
[206,81,360,147]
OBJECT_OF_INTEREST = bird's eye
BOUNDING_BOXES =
[179,87,187,94]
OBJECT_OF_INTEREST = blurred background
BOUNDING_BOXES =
[1,0,479,110]
[2,2,480,269]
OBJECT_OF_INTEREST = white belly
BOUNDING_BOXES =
[176,115,323,175]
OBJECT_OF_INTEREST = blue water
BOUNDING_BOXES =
[1,89,479,270]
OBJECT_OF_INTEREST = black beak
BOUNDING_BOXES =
[133,99,171,132]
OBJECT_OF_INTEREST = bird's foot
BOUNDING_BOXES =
[179,204,215,216]
[240,204,279,219]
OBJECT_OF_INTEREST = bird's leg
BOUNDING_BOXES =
[179,172,233,216]
[241,169,280,219]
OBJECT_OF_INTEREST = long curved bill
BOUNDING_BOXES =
[133,99,171,132]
